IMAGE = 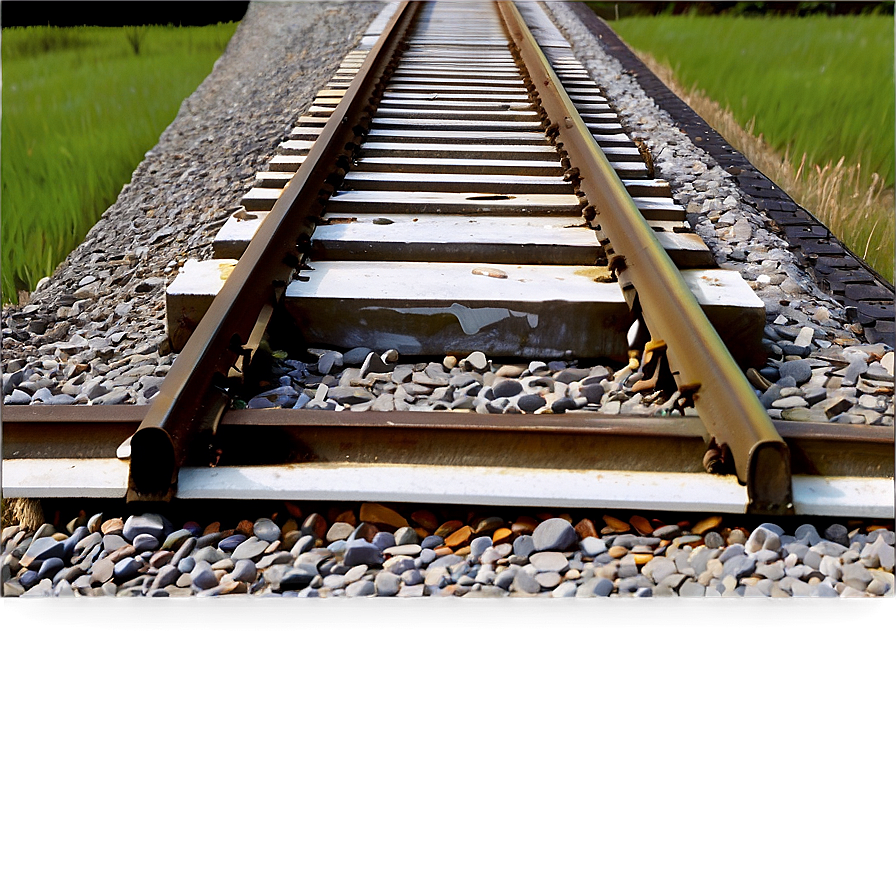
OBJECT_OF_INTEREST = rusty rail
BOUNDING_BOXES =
[126,0,418,502]
[495,0,792,515]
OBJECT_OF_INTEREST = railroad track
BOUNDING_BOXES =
[3,0,893,597]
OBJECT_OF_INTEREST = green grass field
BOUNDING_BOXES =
[611,13,894,185]
[608,12,895,280]
[1,23,238,303]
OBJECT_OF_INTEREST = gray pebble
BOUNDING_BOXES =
[346,579,376,597]
[578,577,613,597]
[232,559,257,583]
[375,571,401,595]
[532,518,577,552]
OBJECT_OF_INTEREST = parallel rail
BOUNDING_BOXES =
[3,0,892,522]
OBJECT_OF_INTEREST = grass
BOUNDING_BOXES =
[608,13,895,281]
[1,23,239,303]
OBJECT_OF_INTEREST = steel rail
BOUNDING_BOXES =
[125,0,418,502]
[495,0,792,516]
[3,406,892,516]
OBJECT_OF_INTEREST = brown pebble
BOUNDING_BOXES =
[608,545,628,559]
[492,527,514,545]
[434,519,465,538]
[445,525,473,549]
[473,516,504,534]
[602,515,630,532]
[301,513,327,539]
[100,518,124,535]
[281,518,298,537]
[360,502,409,529]
[692,516,722,535]
[630,515,654,535]
[410,509,439,531]
[511,516,538,535]
[433,546,454,557]
[236,520,254,536]
[263,539,282,555]
[574,518,598,539]
[633,553,652,566]
[105,545,136,564]
[284,502,302,519]
[150,551,175,569]
[354,522,378,542]
[455,546,471,556]
[90,557,115,585]
[203,521,221,535]
[414,527,430,540]
[334,509,357,526]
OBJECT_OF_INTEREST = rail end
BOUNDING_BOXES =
[746,441,794,516]
[127,426,178,503]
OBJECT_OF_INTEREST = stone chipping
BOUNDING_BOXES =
[2,506,893,596]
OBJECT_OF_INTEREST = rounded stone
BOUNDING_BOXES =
[512,534,535,558]
[492,379,523,398]
[372,531,397,550]
[517,393,546,413]
[532,518,577,552]
[346,579,376,597]
[745,526,781,554]
[512,569,541,593]
[231,537,268,561]
[777,359,812,385]
[327,522,355,543]
[122,513,167,543]
[216,533,246,552]
[530,551,569,573]
[253,518,281,542]
[375,571,401,596]
[579,536,606,556]
[580,577,614,597]
[232,559,257,583]
[132,533,160,554]
[37,557,65,580]
[153,566,180,590]
[344,540,383,568]
[113,556,142,583]
[191,562,219,591]
[393,526,419,546]
[824,523,849,547]
[21,536,67,569]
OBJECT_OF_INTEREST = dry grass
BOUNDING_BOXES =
[634,53,895,284]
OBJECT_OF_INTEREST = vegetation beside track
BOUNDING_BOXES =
[605,12,895,281]
[1,23,239,304]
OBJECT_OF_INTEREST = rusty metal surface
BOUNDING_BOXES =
[3,404,891,511]
[2,406,145,459]
[213,410,892,482]
[495,0,792,515]
[126,0,418,501]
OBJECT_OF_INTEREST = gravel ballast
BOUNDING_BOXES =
[3,505,893,597]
